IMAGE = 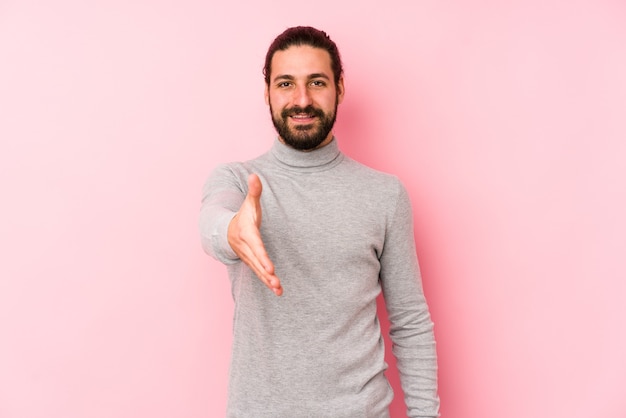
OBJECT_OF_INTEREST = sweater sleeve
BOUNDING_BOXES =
[379,181,440,418]
[199,164,246,264]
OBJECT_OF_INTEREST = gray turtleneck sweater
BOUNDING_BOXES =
[200,138,439,418]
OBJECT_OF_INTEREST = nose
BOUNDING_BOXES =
[293,84,313,108]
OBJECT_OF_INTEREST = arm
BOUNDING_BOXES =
[199,166,282,295]
[379,182,440,418]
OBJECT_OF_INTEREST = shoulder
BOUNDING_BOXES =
[206,151,270,186]
[340,155,406,194]
[335,156,413,222]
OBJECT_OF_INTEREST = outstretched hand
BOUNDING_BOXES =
[227,174,283,296]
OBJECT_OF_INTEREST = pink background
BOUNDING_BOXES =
[1,1,625,417]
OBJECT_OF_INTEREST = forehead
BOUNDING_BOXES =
[270,45,333,81]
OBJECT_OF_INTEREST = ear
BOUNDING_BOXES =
[264,84,269,105]
[336,76,345,104]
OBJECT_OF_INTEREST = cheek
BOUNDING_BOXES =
[320,94,338,110]
[269,94,289,109]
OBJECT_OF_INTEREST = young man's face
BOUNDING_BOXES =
[265,45,345,151]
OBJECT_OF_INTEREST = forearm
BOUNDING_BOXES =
[199,164,245,264]
[199,203,238,263]
[389,303,439,418]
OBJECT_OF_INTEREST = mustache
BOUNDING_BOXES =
[281,105,325,119]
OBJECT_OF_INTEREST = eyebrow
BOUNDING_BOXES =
[272,73,331,83]
[308,73,330,81]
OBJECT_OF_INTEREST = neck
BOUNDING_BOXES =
[269,136,342,172]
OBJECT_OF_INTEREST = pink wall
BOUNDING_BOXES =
[1,1,625,417]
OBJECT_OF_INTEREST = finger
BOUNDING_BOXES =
[247,173,263,200]
[244,253,280,287]
[246,174,263,228]
[238,245,283,295]
[232,222,282,292]
[247,245,283,296]
[239,219,274,274]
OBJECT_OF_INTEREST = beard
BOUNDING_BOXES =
[270,100,338,151]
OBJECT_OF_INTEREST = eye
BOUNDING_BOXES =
[310,80,326,87]
[277,81,292,88]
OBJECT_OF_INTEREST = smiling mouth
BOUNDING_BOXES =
[290,114,317,123]
[282,105,323,124]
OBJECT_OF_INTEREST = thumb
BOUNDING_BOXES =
[247,173,263,200]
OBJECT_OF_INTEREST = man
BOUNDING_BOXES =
[200,26,439,418]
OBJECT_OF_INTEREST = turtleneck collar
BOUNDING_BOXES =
[269,137,344,172]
